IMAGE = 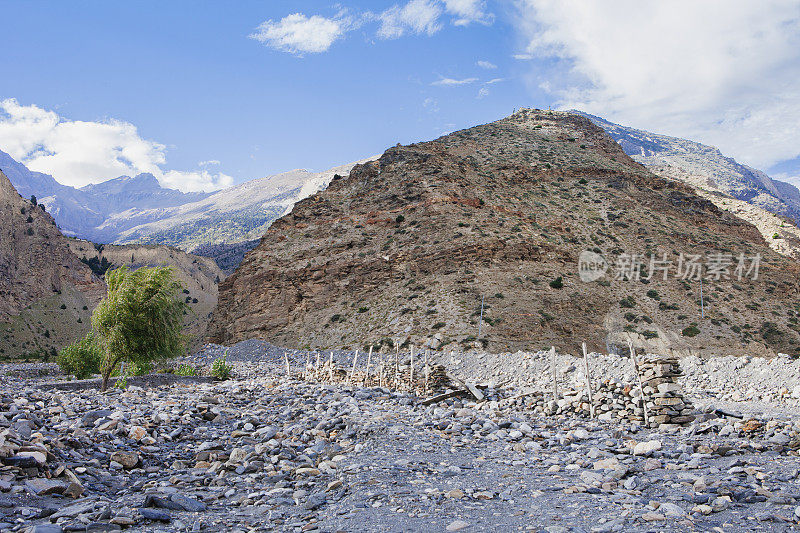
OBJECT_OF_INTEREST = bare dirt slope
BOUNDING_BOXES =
[210,110,800,358]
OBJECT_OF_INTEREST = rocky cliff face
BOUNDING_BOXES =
[0,170,105,359]
[210,110,800,357]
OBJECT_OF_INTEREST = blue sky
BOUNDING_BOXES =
[2,1,799,190]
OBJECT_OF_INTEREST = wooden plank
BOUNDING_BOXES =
[420,389,467,406]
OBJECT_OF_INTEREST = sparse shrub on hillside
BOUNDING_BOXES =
[57,334,101,379]
[642,330,658,339]
[358,306,369,313]
[646,289,660,300]
[682,325,700,337]
[395,215,405,223]
[549,276,564,289]
[619,296,635,308]
[30,195,37,206]
[760,322,783,343]
[773,233,780,239]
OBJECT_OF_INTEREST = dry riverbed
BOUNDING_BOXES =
[2,343,800,532]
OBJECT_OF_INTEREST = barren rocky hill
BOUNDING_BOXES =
[0,170,105,359]
[67,239,225,345]
[210,110,800,358]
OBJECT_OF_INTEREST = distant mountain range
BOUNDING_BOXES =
[0,149,373,263]
[0,150,208,242]
[574,111,800,224]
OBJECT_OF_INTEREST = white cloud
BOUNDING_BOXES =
[432,77,478,86]
[199,159,220,166]
[477,87,490,98]
[444,0,494,26]
[512,53,533,60]
[486,77,506,84]
[514,0,800,171]
[477,60,497,69]
[0,99,231,192]
[378,0,443,39]
[423,97,440,113]
[250,13,351,55]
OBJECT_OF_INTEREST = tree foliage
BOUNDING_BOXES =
[57,333,102,379]
[92,266,188,390]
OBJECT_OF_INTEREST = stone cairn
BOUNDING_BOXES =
[639,356,695,428]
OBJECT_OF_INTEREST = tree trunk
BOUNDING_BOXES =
[101,372,111,392]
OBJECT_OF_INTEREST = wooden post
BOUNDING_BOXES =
[582,343,594,418]
[363,346,373,387]
[395,344,400,389]
[328,352,334,382]
[378,350,384,387]
[315,351,321,380]
[424,349,430,391]
[550,346,559,401]
[349,349,359,385]
[284,352,290,378]
[628,341,649,426]
[410,345,415,390]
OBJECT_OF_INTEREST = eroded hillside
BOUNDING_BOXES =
[210,110,800,357]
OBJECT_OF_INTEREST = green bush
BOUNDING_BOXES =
[646,289,660,300]
[57,334,101,379]
[175,363,198,377]
[549,276,564,289]
[211,357,232,380]
[682,325,700,337]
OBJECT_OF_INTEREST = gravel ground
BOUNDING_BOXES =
[2,342,800,532]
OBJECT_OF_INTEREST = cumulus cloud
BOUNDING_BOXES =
[432,77,478,86]
[253,1,494,53]
[514,0,800,171]
[0,99,231,192]
[443,0,494,26]
[250,13,352,55]
[477,60,496,69]
[378,0,443,39]
[477,87,490,98]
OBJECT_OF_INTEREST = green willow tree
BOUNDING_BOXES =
[92,266,188,391]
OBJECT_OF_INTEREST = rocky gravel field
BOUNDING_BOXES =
[2,343,800,532]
